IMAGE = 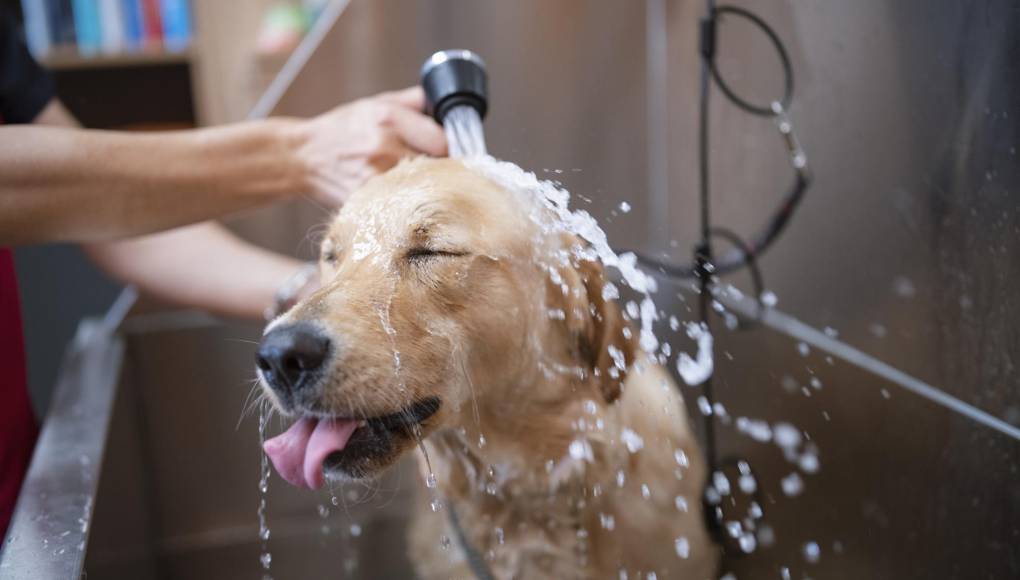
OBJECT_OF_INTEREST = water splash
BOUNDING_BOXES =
[465,157,661,355]
[677,322,713,386]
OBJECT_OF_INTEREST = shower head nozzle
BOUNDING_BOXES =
[420,49,488,125]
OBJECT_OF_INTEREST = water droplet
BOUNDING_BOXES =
[799,453,820,474]
[697,396,713,416]
[569,439,594,462]
[736,417,772,442]
[773,423,801,449]
[495,527,505,545]
[641,484,651,499]
[674,536,690,559]
[621,428,644,453]
[797,342,810,357]
[739,532,757,553]
[674,449,689,467]
[712,472,731,496]
[599,513,616,530]
[349,524,362,537]
[738,473,757,494]
[426,472,437,489]
[803,540,821,563]
[674,495,689,512]
[440,535,451,550]
[893,276,916,298]
[781,472,804,497]
[430,498,444,512]
[748,501,763,519]
[260,552,272,569]
[618,201,632,213]
[725,520,743,538]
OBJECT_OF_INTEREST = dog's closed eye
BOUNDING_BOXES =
[405,247,468,263]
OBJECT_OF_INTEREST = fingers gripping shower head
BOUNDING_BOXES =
[421,49,489,125]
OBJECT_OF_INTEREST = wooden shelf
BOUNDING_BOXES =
[40,45,196,71]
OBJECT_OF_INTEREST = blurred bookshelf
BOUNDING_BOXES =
[9,0,323,127]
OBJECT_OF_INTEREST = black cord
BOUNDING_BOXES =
[709,227,766,325]
[710,5,793,116]
[681,2,810,553]
[633,4,811,281]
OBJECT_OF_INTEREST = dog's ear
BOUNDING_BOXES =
[554,253,638,403]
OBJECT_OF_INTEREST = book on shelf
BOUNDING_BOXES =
[158,0,190,52]
[20,0,191,61]
[98,0,125,54]
[140,0,162,46]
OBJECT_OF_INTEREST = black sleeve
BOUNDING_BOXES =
[0,8,55,124]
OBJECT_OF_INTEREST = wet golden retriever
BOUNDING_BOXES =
[256,157,717,578]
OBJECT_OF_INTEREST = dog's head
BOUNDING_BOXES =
[257,157,635,488]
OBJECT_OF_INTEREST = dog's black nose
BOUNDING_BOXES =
[256,324,330,393]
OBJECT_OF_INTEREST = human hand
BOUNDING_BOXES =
[293,86,447,208]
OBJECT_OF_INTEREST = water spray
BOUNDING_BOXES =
[421,49,490,158]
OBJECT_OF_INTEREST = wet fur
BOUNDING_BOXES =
[268,158,717,578]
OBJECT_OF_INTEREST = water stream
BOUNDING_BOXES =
[444,105,488,158]
[257,402,273,579]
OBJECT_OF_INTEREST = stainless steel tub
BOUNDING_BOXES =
[3,0,1019,578]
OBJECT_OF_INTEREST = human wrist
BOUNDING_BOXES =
[275,117,316,198]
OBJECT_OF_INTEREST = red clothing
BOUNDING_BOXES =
[1,7,54,536]
[0,249,36,535]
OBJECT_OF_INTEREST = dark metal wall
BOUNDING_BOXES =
[659,1,1020,577]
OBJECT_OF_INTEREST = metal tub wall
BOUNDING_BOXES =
[73,0,1019,578]
[83,319,417,579]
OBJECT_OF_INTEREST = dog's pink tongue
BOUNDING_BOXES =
[263,418,358,489]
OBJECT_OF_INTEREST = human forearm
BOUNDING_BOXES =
[83,222,305,320]
[0,120,307,245]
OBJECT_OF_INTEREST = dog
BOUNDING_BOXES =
[256,157,717,578]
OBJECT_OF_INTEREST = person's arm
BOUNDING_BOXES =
[30,99,309,319]
[1,87,445,246]
[83,222,305,320]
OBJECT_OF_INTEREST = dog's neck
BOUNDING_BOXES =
[424,364,627,509]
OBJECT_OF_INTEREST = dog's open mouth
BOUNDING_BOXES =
[263,397,440,488]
